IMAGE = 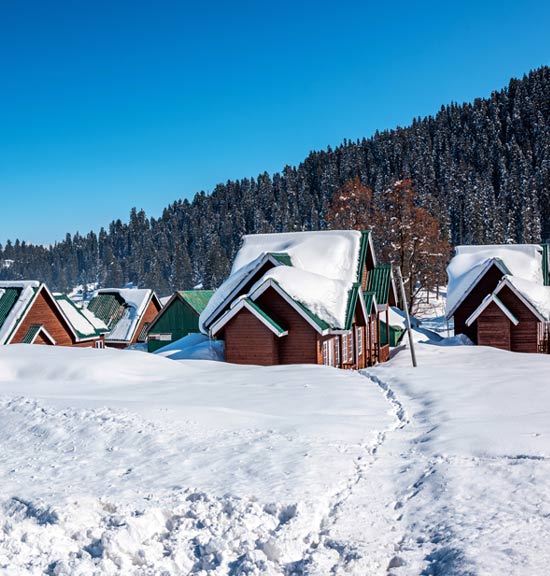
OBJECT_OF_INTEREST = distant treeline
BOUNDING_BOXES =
[2,66,550,295]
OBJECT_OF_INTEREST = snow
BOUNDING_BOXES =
[91,288,152,343]
[231,230,362,282]
[201,230,363,331]
[250,266,350,328]
[446,244,544,316]
[1,323,550,573]
[504,275,550,320]
[55,297,101,337]
[80,306,108,332]
[154,333,225,361]
[0,280,41,345]
[0,345,391,574]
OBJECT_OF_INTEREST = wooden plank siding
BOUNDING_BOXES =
[130,298,162,346]
[497,286,540,353]
[147,298,200,352]
[454,264,506,343]
[476,302,511,350]
[223,309,279,366]
[255,287,318,364]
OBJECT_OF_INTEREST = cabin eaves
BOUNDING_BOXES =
[466,293,520,327]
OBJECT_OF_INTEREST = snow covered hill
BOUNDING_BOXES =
[0,342,549,574]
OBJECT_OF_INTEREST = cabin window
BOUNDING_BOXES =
[94,341,105,349]
[356,327,363,356]
[334,338,340,367]
[150,333,172,342]
[322,341,329,366]
[342,334,348,362]
[342,332,354,363]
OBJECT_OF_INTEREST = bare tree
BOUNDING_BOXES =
[326,178,450,313]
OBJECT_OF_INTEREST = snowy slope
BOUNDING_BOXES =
[0,345,391,575]
[0,340,549,575]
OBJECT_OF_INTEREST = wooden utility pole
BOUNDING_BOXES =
[397,266,417,368]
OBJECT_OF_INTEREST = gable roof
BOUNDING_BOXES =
[87,288,159,343]
[146,289,215,335]
[446,244,546,319]
[250,278,331,332]
[493,276,550,322]
[54,294,107,340]
[21,324,57,345]
[178,290,216,315]
[363,291,378,315]
[466,294,520,327]
[200,230,374,333]
[0,281,41,345]
[211,297,288,338]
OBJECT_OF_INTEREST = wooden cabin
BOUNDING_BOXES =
[0,281,105,347]
[86,288,162,348]
[200,230,396,368]
[146,290,215,352]
[446,244,550,353]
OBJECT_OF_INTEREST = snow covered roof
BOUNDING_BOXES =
[494,276,550,321]
[54,294,107,339]
[466,294,520,327]
[201,230,373,333]
[446,244,547,318]
[88,288,156,343]
[0,281,41,345]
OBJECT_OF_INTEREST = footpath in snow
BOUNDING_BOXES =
[0,340,549,575]
[0,345,392,575]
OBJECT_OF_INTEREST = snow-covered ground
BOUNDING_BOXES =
[0,336,549,574]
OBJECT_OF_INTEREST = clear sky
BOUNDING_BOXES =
[1,0,549,246]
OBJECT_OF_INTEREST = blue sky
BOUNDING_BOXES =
[1,0,549,245]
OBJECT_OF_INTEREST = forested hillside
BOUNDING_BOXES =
[2,66,550,295]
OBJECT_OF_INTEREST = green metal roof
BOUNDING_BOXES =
[0,287,21,328]
[366,264,393,305]
[344,284,360,330]
[363,290,376,314]
[268,252,293,266]
[357,231,372,286]
[492,295,519,324]
[178,290,216,314]
[87,293,125,329]
[244,298,287,335]
[542,244,549,286]
[21,324,43,344]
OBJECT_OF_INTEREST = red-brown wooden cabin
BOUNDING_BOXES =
[200,230,396,368]
[0,281,105,347]
[446,244,550,353]
[86,288,162,348]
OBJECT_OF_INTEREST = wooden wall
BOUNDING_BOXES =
[223,309,278,365]
[130,299,162,346]
[256,288,318,364]
[497,286,539,353]
[454,264,505,342]
[477,302,511,350]
[12,290,74,346]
